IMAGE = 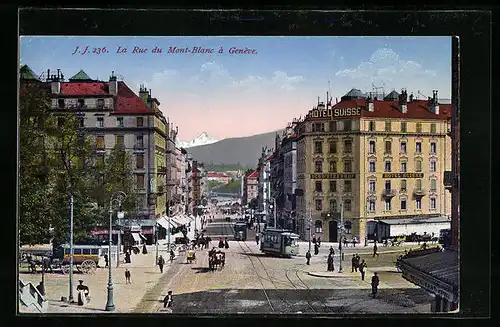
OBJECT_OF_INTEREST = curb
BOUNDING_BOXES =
[307,271,354,278]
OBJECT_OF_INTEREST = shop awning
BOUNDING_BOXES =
[131,233,141,242]
[139,233,147,241]
[157,217,181,229]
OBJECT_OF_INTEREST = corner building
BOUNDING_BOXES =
[295,89,451,244]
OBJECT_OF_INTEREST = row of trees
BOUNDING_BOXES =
[19,82,138,246]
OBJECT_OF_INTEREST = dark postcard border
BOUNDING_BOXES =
[14,8,492,320]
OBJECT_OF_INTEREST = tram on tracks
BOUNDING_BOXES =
[233,222,247,241]
[259,228,300,258]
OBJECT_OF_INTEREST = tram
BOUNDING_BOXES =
[233,222,247,241]
[259,228,299,258]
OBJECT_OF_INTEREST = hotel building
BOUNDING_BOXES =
[295,89,452,244]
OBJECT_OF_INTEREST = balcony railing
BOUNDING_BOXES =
[157,166,167,174]
[413,188,427,197]
[381,189,397,198]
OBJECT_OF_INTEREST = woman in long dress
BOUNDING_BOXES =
[327,254,334,272]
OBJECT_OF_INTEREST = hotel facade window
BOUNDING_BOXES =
[430,160,437,172]
[136,174,145,189]
[344,221,352,234]
[368,200,375,211]
[97,117,104,127]
[385,199,391,211]
[369,180,376,193]
[136,154,144,169]
[369,161,376,172]
[369,121,375,131]
[416,142,422,153]
[315,199,323,211]
[401,179,407,191]
[385,180,391,190]
[315,141,323,154]
[385,120,391,132]
[430,179,437,191]
[115,135,124,147]
[344,119,352,131]
[344,199,352,211]
[431,123,436,133]
[344,140,352,153]
[416,179,422,190]
[313,122,325,132]
[136,135,144,148]
[344,180,352,192]
[97,98,105,108]
[329,121,336,132]
[385,161,391,172]
[116,117,124,127]
[315,160,323,173]
[329,161,337,172]
[416,159,422,172]
[430,197,436,209]
[329,141,337,153]
[344,161,352,172]
[401,199,407,210]
[416,198,422,209]
[329,180,337,192]
[401,142,407,153]
[401,121,407,133]
[58,99,65,108]
[96,136,105,149]
[385,141,392,154]
[401,161,407,172]
[137,117,144,127]
[329,199,337,212]
[416,122,422,133]
[369,141,376,153]
[315,181,322,192]
[431,142,437,153]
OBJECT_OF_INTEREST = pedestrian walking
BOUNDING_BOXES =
[359,259,367,281]
[314,243,319,255]
[353,236,358,247]
[371,272,379,298]
[343,236,348,248]
[373,241,379,258]
[329,246,335,256]
[104,254,108,268]
[76,280,90,306]
[312,235,317,245]
[163,291,173,308]
[224,238,229,249]
[255,233,260,245]
[169,249,175,262]
[351,254,357,272]
[355,253,361,272]
[158,255,165,273]
[142,244,148,254]
[125,268,131,284]
[317,237,321,247]
[125,251,131,263]
[305,250,311,265]
[327,253,334,272]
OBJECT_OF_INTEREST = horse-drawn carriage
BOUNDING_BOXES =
[59,244,106,274]
[384,235,405,247]
[208,250,225,271]
[186,250,196,264]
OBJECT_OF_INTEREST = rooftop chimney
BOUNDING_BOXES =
[139,84,149,105]
[367,92,374,112]
[399,88,408,113]
[109,71,118,95]
[50,69,61,94]
[429,90,440,114]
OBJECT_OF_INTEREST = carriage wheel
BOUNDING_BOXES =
[61,264,70,275]
[81,260,97,274]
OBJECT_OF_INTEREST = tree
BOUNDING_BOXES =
[248,197,259,210]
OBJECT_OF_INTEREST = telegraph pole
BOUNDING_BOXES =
[68,195,74,303]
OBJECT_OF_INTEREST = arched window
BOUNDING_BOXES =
[315,220,323,233]
[344,221,352,234]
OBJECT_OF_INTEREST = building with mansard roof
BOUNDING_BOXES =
[294,88,452,244]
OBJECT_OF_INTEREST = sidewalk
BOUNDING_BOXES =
[19,245,176,314]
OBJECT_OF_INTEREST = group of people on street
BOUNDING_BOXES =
[218,237,229,249]
[343,236,359,248]
[350,254,368,280]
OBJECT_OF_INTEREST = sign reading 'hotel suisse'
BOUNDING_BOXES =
[311,173,356,179]
[382,173,424,178]
[309,107,362,119]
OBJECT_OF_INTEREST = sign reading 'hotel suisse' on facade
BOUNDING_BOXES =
[382,173,424,178]
[309,107,363,119]
[311,173,356,179]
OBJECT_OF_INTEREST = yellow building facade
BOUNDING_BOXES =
[295,92,451,244]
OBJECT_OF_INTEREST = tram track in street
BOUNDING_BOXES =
[285,267,335,313]
[238,240,317,313]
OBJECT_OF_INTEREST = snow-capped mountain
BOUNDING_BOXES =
[177,132,219,148]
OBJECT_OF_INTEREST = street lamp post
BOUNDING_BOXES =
[116,206,124,268]
[338,203,344,273]
[105,191,126,312]
[68,194,74,303]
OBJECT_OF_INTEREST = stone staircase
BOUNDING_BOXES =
[18,280,48,313]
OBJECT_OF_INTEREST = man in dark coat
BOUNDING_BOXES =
[163,291,173,308]
[255,233,260,245]
[314,243,319,255]
[305,250,311,265]
[158,255,165,273]
[371,272,379,298]
[359,259,367,281]
[373,241,379,258]
[224,238,229,249]
[329,246,335,257]
[142,244,148,254]
[327,253,334,272]
[312,235,317,245]
[351,254,357,272]
[355,254,361,271]
[125,268,131,284]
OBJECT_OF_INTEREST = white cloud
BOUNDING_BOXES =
[334,47,445,96]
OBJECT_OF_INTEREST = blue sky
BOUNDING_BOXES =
[20,36,451,141]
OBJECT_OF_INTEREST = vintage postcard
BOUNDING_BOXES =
[18,32,459,315]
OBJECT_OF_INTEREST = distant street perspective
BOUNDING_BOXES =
[18,33,459,315]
